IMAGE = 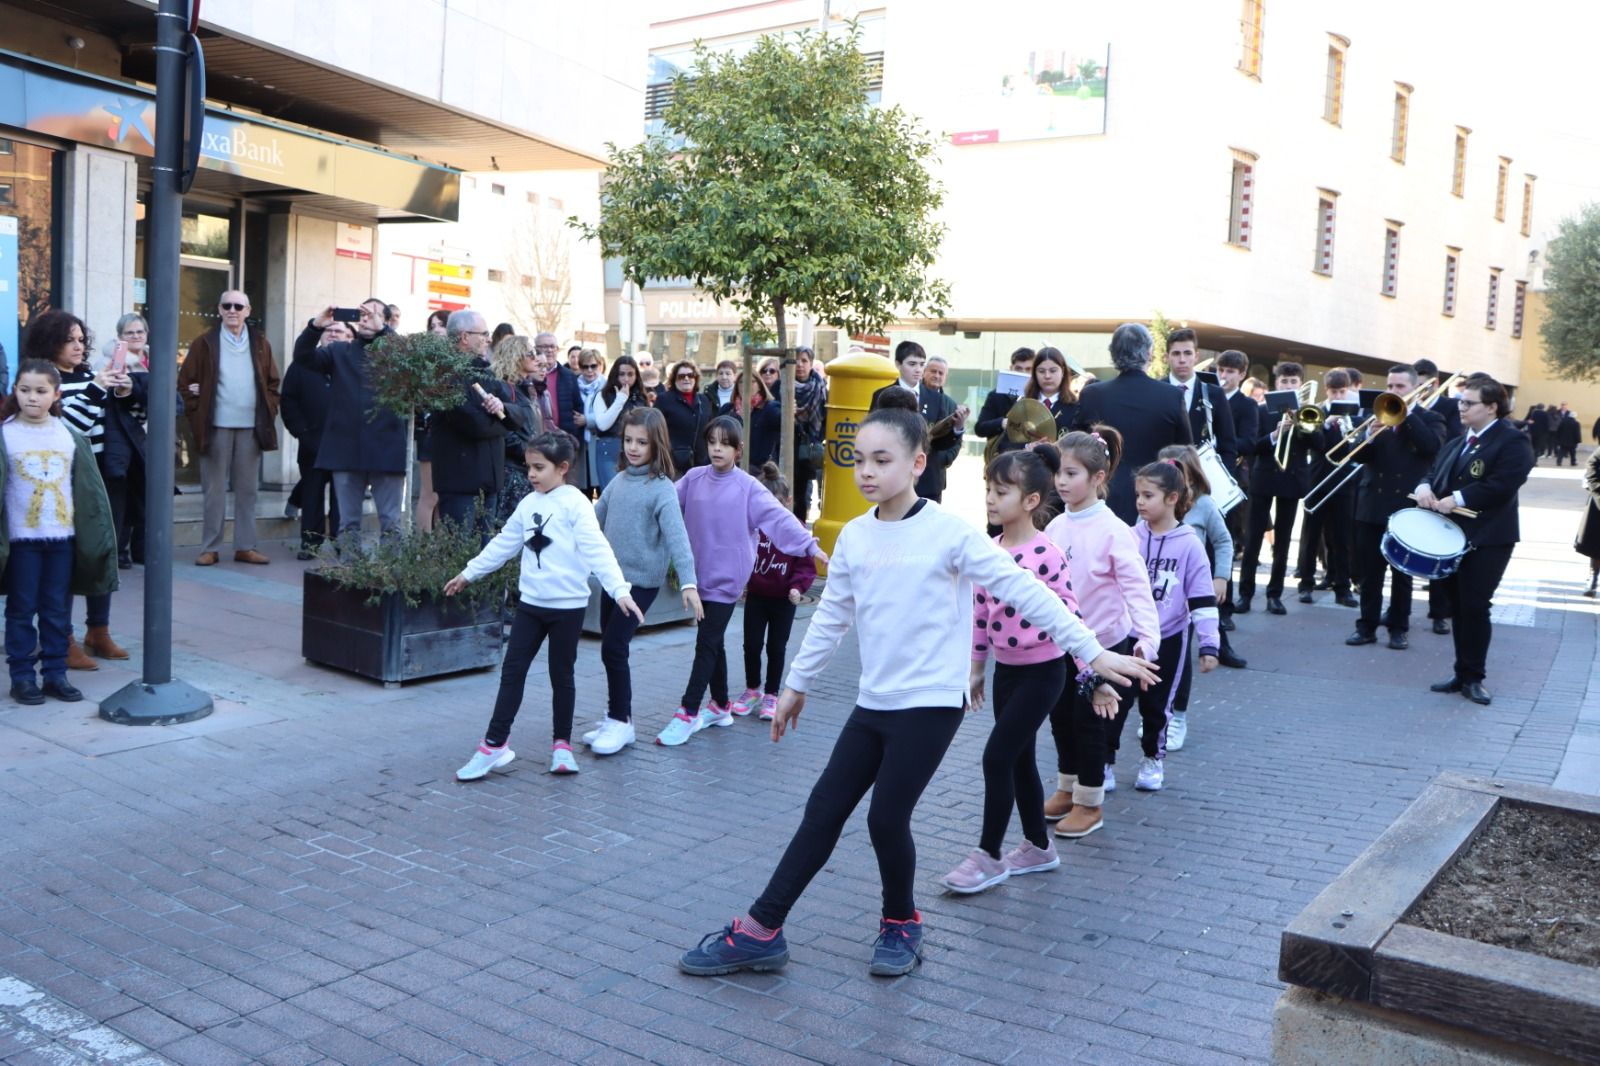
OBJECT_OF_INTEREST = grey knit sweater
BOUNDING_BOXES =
[593,464,698,590]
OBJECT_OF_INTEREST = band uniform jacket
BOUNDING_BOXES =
[975,388,1017,439]
[1430,393,1463,440]
[1072,369,1193,523]
[1247,418,1316,500]
[1226,390,1259,491]
[1175,378,1237,475]
[1354,406,1445,524]
[873,383,963,498]
[1422,419,1535,547]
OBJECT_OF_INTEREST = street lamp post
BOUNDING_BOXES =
[99,0,213,725]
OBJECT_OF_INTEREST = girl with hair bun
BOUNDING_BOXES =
[943,442,1104,894]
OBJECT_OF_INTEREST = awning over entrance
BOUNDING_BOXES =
[1,49,461,221]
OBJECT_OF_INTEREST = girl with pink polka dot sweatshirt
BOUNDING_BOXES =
[972,531,1086,669]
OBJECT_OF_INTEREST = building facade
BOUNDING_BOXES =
[2,0,644,484]
[633,0,1561,420]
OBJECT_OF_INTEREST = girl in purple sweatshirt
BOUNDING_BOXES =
[735,463,817,722]
[1118,460,1221,793]
[657,417,826,747]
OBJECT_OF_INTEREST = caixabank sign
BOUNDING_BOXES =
[0,49,460,221]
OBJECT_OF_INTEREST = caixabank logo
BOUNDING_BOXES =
[200,124,288,174]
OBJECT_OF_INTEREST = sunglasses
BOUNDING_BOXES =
[676,372,697,380]
[580,362,600,370]
[760,367,779,374]
[220,303,248,312]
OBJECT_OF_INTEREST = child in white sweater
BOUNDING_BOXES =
[446,431,642,778]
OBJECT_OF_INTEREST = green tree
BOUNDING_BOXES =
[574,26,948,354]
[1540,203,1600,381]
[1149,309,1174,379]
[1076,59,1102,82]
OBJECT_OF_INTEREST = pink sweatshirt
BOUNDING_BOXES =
[1044,500,1160,661]
[972,530,1084,667]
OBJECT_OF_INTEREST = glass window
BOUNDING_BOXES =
[0,138,60,381]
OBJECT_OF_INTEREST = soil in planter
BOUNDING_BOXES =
[1406,801,1600,967]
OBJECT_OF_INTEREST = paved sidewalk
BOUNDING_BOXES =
[0,454,1595,1066]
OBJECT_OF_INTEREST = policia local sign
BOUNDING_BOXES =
[0,49,461,222]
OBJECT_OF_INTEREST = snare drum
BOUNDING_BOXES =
[1195,441,1245,515]
[1381,508,1469,580]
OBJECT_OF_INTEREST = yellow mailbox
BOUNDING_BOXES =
[813,351,899,561]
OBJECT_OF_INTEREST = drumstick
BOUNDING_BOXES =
[1408,494,1478,519]
[471,382,507,420]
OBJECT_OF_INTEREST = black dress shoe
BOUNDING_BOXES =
[1388,631,1409,650]
[1219,616,1236,632]
[1314,578,1333,590]
[1233,597,1252,614]
[1345,631,1377,646]
[1462,681,1492,705]
[1430,677,1463,693]
[1297,591,1314,604]
[1218,649,1248,669]
[9,680,44,705]
[1266,596,1287,615]
[1336,593,1359,608]
[41,677,84,703]
[1432,619,1451,635]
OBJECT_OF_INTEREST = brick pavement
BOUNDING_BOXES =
[0,454,1595,1066]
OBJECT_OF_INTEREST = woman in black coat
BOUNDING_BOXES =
[659,360,712,475]
[1576,448,1600,596]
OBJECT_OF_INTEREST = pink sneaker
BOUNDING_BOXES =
[758,694,778,721]
[731,688,761,716]
[1003,839,1061,875]
[941,849,1010,895]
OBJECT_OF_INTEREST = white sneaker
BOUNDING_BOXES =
[656,710,701,746]
[580,720,607,744]
[1167,712,1187,751]
[456,744,514,782]
[1136,756,1164,791]
[696,704,734,730]
[589,718,635,756]
[550,745,579,774]
[1104,764,1117,793]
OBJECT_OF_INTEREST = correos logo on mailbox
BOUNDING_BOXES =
[828,416,858,468]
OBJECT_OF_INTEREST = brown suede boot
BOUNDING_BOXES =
[85,626,130,660]
[1043,773,1076,820]
[66,635,99,671]
[1056,783,1106,839]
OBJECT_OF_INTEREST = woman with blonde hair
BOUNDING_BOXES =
[489,335,541,519]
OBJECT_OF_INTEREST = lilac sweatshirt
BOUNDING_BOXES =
[1133,519,1221,657]
[677,464,818,603]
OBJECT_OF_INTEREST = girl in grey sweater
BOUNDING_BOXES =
[584,408,704,755]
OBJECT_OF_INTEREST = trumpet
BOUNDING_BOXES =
[1273,382,1323,469]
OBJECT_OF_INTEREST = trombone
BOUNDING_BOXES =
[1301,373,1462,513]
[1273,381,1322,470]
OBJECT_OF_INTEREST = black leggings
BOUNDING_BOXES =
[981,658,1067,857]
[1048,636,1137,789]
[1110,631,1186,761]
[743,593,797,694]
[750,705,964,928]
[483,602,585,747]
[1173,621,1233,712]
[680,599,737,711]
[599,586,660,723]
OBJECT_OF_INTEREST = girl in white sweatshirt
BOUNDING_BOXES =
[678,409,1159,981]
[446,431,643,778]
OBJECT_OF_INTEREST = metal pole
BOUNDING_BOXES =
[100,0,213,724]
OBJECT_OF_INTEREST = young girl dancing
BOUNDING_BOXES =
[447,431,643,778]
[584,408,703,755]
[733,462,816,721]
[1042,427,1160,839]
[678,409,1158,978]
[1156,444,1237,752]
[1115,460,1221,792]
[943,444,1118,894]
[2,360,119,705]
[657,416,826,747]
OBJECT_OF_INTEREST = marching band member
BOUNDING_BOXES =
[1235,363,1312,616]
[976,347,1036,441]
[1344,365,1445,651]
[1165,329,1238,475]
[1415,358,1465,635]
[1297,369,1358,607]
[1413,375,1533,706]
[1214,351,1258,638]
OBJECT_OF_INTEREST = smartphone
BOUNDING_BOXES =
[109,341,127,375]
[332,307,362,323]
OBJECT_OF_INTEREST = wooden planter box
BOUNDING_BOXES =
[302,570,503,685]
[1279,773,1600,1064]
